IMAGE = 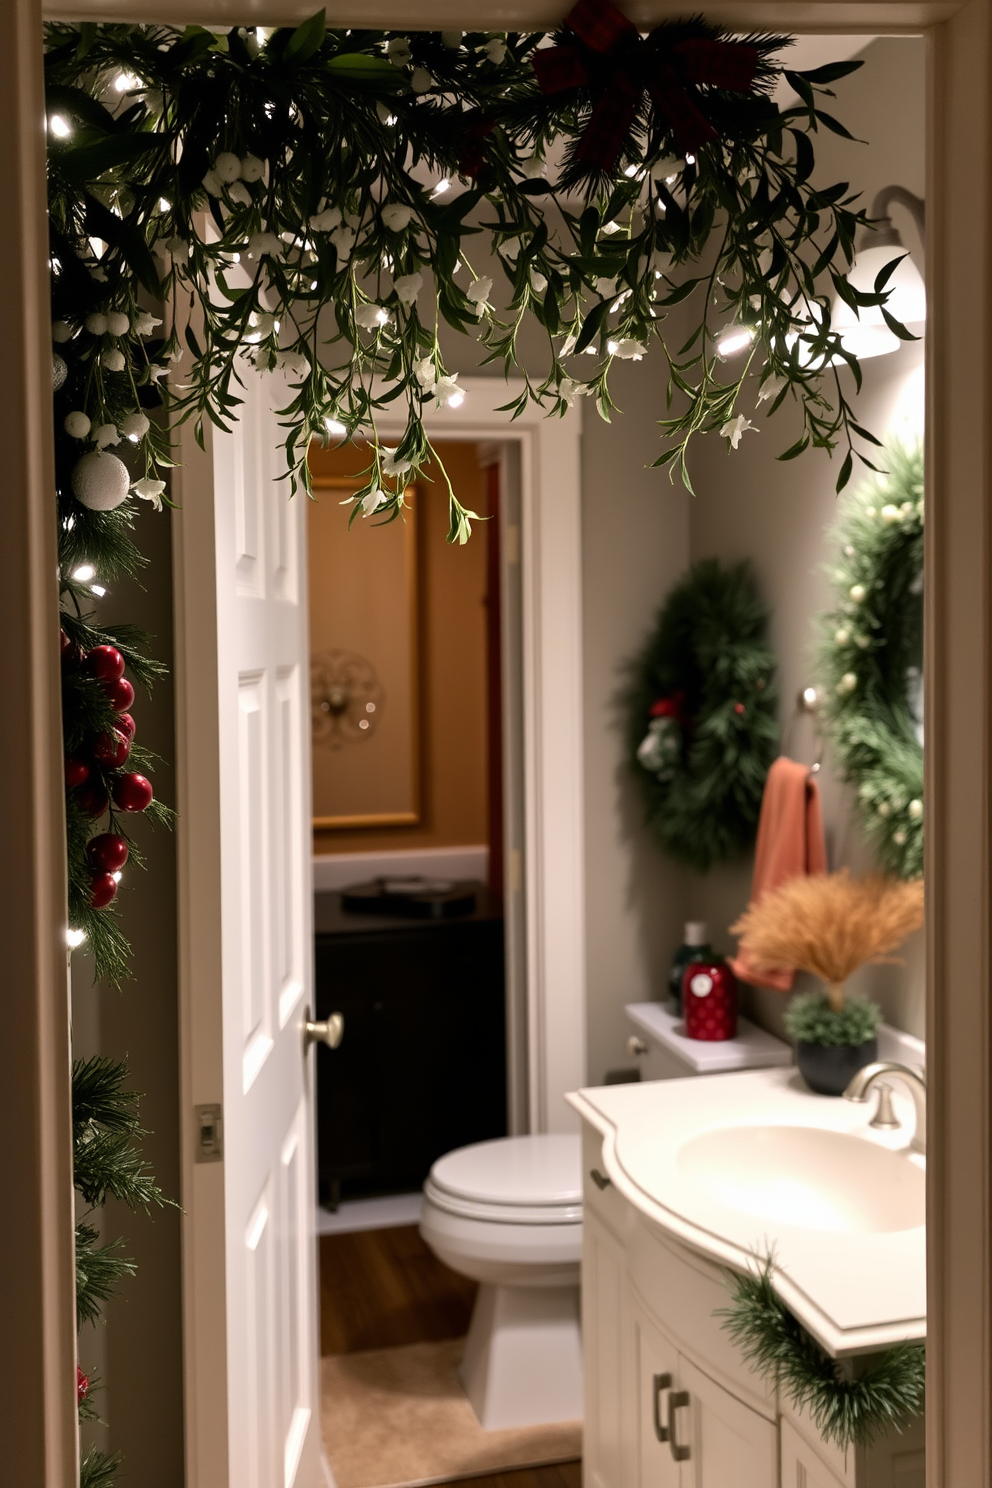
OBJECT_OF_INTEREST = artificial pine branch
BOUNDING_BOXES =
[72,1057,168,1210]
[719,1259,925,1450]
[80,1446,122,1488]
[75,1222,136,1328]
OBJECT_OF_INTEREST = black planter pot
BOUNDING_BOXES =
[795,1038,878,1097]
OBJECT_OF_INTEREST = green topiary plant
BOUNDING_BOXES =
[783,990,881,1048]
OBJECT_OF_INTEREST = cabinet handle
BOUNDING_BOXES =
[652,1373,671,1443]
[589,1167,611,1190]
[668,1389,691,1462]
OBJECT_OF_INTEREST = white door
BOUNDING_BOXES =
[174,369,323,1488]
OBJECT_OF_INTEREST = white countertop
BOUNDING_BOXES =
[568,1066,926,1357]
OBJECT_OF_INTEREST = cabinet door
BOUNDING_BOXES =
[677,1355,778,1488]
[780,1419,848,1488]
[582,1209,628,1488]
[632,1302,683,1488]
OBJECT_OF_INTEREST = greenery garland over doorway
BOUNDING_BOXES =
[43,14,903,1483]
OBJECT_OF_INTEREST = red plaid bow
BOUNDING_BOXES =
[533,0,759,171]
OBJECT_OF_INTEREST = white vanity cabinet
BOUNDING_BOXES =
[580,1121,925,1488]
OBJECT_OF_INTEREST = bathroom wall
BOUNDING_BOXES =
[686,37,926,1041]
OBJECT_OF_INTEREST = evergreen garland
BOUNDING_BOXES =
[720,1258,925,1451]
[627,558,778,872]
[817,441,924,877]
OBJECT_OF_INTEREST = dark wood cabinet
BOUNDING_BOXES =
[313,884,507,1205]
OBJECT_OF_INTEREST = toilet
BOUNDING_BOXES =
[420,1133,583,1430]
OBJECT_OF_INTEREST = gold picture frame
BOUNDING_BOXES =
[308,476,421,830]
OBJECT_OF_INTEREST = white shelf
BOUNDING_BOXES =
[625,1000,792,1075]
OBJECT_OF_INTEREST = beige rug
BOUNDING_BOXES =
[321,1337,581,1488]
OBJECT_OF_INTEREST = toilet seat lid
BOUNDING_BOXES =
[428,1135,582,1213]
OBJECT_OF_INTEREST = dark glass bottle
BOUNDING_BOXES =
[668,921,712,1014]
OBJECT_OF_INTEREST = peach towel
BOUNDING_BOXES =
[729,755,827,991]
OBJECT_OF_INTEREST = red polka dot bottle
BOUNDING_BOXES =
[683,960,738,1041]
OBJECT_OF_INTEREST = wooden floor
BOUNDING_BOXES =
[451,1465,581,1488]
[320,1223,478,1355]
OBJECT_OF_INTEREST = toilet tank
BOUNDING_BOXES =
[625,1001,792,1081]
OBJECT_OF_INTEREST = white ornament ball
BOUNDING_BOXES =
[240,154,265,182]
[85,312,108,336]
[908,798,923,820]
[64,410,91,439]
[215,151,241,183]
[849,584,866,603]
[101,348,126,372]
[877,801,891,817]
[52,320,74,344]
[53,353,67,391]
[837,672,857,696]
[71,451,130,511]
[834,627,850,646]
[893,829,907,845]
[881,503,901,523]
[106,310,131,336]
[865,505,877,518]
[121,412,150,441]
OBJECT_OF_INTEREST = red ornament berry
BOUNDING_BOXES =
[103,677,135,713]
[83,645,125,683]
[733,702,745,716]
[117,712,136,740]
[76,1366,89,1406]
[65,757,90,789]
[60,628,72,659]
[90,871,118,909]
[112,772,153,813]
[91,728,131,769]
[86,832,129,874]
[75,779,110,818]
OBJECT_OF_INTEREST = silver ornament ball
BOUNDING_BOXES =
[71,451,131,512]
[53,353,67,392]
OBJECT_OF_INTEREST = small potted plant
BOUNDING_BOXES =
[731,870,924,1095]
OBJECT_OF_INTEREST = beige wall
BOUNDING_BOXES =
[687,37,926,1041]
[310,438,491,855]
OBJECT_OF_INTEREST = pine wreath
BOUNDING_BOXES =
[720,1258,925,1451]
[627,558,778,872]
[818,441,924,878]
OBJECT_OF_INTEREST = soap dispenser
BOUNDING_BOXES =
[668,921,711,1014]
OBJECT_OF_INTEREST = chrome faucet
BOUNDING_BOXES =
[843,1062,927,1155]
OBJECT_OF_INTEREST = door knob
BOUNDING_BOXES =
[305,1012,344,1051]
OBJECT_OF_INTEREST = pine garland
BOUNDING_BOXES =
[720,1258,925,1451]
[817,441,924,877]
[627,558,778,872]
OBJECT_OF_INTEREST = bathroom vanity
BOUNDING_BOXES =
[569,1070,925,1488]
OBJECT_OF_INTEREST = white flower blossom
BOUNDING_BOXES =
[244,312,277,344]
[64,411,91,439]
[240,154,266,182]
[414,357,437,391]
[134,312,162,337]
[381,203,414,233]
[382,447,413,478]
[433,373,462,408]
[720,414,757,449]
[392,272,423,305]
[530,271,548,295]
[355,303,390,331]
[276,350,310,381]
[201,169,223,196]
[147,364,170,384]
[93,424,120,448]
[612,339,647,360]
[214,151,241,183]
[330,225,357,263]
[131,476,166,511]
[309,206,342,232]
[247,232,282,260]
[101,348,126,372]
[52,320,74,343]
[757,373,786,404]
[361,486,388,515]
[106,311,130,337]
[121,412,150,441]
[483,37,507,64]
[466,275,493,316]
[559,379,591,408]
[227,181,253,207]
[387,37,412,65]
[411,67,434,92]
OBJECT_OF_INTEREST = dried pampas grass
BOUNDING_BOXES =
[731,870,924,1012]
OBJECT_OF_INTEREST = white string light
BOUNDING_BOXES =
[49,115,71,137]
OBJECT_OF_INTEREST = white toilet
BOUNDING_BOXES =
[420,1133,583,1430]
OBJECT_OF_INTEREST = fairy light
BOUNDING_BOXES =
[72,564,96,582]
[716,327,756,359]
[49,115,71,137]
[112,871,123,883]
[67,929,86,949]
[115,72,140,92]
[325,418,347,437]
[607,339,619,355]
[447,389,465,408]
[90,584,107,598]
[431,178,451,198]
[685,153,696,165]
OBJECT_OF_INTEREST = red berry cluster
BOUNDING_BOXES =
[76,1365,89,1406]
[61,636,154,911]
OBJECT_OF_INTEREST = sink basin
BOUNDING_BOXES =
[677,1124,924,1235]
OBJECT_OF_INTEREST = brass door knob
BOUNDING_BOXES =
[305,1013,344,1051]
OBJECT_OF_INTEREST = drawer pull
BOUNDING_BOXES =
[589,1167,611,1190]
[668,1388,691,1462]
[652,1372,671,1443]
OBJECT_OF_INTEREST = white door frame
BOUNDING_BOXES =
[377,377,586,1133]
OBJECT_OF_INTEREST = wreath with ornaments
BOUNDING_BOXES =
[628,558,778,873]
[818,441,924,878]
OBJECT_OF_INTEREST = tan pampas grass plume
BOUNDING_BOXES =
[731,870,924,1013]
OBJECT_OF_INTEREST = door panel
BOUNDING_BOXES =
[632,1300,682,1488]
[679,1354,777,1488]
[583,1208,629,1488]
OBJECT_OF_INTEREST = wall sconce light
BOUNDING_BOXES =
[832,185,926,359]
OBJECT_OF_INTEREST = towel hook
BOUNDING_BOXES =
[783,686,825,774]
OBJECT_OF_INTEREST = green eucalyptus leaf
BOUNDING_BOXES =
[283,9,327,63]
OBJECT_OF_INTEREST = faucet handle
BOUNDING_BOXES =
[868,1082,901,1131]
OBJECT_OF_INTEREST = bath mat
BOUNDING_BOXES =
[321,1336,581,1488]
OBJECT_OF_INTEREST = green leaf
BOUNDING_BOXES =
[836,449,854,492]
[881,308,920,342]
[57,132,160,184]
[574,298,610,355]
[326,52,399,80]
[776,433,810,462]
[798,59,864,85]
[283,9,326,63]
[815,110,860,141]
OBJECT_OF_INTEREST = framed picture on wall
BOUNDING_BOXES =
[308,476,421,829]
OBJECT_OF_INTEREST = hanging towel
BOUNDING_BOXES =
[728,755,828,991]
